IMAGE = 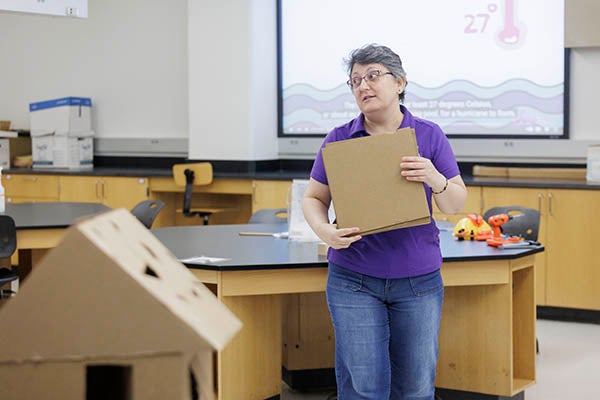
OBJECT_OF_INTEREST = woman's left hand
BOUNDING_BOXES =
[400,156,446,192]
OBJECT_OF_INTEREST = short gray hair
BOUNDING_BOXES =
[345,44,408,102]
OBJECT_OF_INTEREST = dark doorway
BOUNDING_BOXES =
[86,365,132,400]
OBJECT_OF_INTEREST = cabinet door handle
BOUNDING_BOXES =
[95,180,101,199]
[23,177,38,182]
[537,192,543,213]
[101,180,106,199]
[548,192,553,216]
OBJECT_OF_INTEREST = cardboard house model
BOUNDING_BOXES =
[0,209,242,400]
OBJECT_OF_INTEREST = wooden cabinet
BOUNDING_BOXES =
[283,293,335,372]
[251,180,291,213]
[481,187,600,310]
[59,176,101,203]
[59,176,149,209]
[544,189,600,310]
[3,174,60,203]
[433,185,482,224]
[4,173,148,209]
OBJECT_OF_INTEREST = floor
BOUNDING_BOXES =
[282,319,600,399]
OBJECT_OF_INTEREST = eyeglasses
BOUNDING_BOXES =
[346,70,394,89]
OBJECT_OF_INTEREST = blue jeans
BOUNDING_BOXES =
[326,262,444,400]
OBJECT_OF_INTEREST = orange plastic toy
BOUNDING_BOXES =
[453,214,492,241]
[485,214,522,247]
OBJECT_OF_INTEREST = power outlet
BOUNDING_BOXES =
[65,7,78,17]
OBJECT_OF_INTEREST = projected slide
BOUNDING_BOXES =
[280,0,565,138]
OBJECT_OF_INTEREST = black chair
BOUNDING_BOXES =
[0,215,18,299]
[483,206,540,241]
[130,200,165,229]
[248,208,287,224]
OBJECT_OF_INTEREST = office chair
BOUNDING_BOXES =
[0,215,18,299]
[130,200,165,229]
[483,206,540,241]
[172,163,232,225]
[248,208,287,224]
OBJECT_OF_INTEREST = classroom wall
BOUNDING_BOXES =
[0,0,188,144]
[1,1,599,163]
[187,0,278,160]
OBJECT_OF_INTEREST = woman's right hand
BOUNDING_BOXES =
[316,223,362,249]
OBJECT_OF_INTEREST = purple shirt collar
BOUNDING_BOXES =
[348,105,414,137]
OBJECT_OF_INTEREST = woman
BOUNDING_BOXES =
[302,44,467,399]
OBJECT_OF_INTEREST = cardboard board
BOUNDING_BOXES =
[322,128,430,235]
[0,209,242,400]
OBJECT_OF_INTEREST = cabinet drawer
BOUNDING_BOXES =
[4,174,60,199]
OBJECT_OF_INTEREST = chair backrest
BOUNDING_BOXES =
[249,208,288,224]
[172,163,213,186]
[172,163,213,216]
[130,200,165,229]
[483,206,540,241]
[0,215,17,258]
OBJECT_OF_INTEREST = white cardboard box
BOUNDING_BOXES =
[29,97,92,135]
[32,134,94,169]
[586,144,600,182]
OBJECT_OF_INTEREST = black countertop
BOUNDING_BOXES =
[2,202,110,229]
[152,223,544,271]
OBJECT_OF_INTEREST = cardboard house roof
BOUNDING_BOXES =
[0,208,242,364]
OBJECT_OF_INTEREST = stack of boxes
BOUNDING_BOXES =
[30,97,94,169]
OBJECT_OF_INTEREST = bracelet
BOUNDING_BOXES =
[432,178,448,195]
